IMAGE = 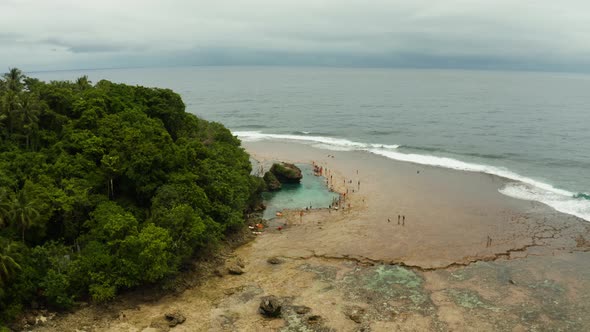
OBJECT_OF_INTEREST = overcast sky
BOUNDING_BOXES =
[1,0,589,72]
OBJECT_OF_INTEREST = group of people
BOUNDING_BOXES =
[313,163,324,176]
[388,215,406,226]
[248,223,265,235]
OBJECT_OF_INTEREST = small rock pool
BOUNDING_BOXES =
[262,164,339,220]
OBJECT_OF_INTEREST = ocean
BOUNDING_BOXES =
[32,66,590,221]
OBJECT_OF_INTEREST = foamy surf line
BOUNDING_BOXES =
[235,131,590,222]
[234,131,400,150]
[368,149,590,222]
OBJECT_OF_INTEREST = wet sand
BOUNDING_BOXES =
[31,141,590,332]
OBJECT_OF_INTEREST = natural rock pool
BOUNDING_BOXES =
[262,164,339,220]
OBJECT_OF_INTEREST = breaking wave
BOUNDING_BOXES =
[234,131,400,151]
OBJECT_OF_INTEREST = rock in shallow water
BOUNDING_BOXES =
[270,163,303,184]
[263,171,282,191]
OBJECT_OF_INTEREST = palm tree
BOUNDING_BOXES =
[2,90,20,135]
[17,93,40,149]
[0,240,21,286]
[0,188,10,227]
[0,113,7,134]
[3,68,24,93]
[101,154,120,199]
[7,190,40,242]
[75,75,91,91]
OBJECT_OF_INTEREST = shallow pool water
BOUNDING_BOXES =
[262,164,339,219]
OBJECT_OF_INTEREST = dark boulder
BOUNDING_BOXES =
[270,163,302,184]
[306,315,324,326]
[259,296,282,318]
[292,306,312,315]
[344,305,365,323]
[267,257,284,265]
[164,310,186,327]
[227,264,244,275]
[263,171,282,191]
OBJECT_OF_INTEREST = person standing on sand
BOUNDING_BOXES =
[358,180,360,191]
[398,215,400,225]
[388,218,391,223]
[402,215,405,226]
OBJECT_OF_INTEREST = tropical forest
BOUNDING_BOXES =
[0,69,265,326]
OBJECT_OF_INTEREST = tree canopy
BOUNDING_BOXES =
[0,69,265,325]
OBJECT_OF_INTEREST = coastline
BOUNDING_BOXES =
[30,140,590,332]
[244,141,587,269]
[236,131,590,223]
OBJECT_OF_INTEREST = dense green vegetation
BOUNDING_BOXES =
[0,68,264,324]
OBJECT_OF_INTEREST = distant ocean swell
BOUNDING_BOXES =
[234,131,590,222]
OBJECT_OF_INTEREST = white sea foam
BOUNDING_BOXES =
[499,183,590,222]
[368,149,590,221]
[235,131,590,222]
[234,131,400,151]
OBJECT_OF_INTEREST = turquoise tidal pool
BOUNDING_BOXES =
[262,164,339,220]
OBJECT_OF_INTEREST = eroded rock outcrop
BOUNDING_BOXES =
[270,163,302,184]
[263,171,282,191]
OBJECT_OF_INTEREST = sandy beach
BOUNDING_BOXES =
[31,141,590,332]
[244,141,587,269]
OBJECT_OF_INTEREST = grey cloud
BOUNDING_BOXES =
[1,0,589,72]
[42,38,147,54]
[0,32,22,42]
